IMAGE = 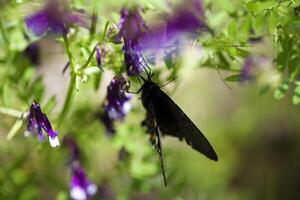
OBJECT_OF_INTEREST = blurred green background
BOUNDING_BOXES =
[1,0,300,199]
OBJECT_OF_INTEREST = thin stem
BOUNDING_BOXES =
[58,74,76,126]
[59,34,76,124]
[101,21,110,42]
[0,106,24,118]
[63,34,75,71]
[79,43,98,70]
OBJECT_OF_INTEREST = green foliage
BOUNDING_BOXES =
[1,0,300,199]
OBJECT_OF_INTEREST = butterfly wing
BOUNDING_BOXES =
[150,88,218,161]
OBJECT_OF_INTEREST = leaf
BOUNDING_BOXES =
[224,74,241,82]
[292,85,300,105]
[273,81,289,100]
[7,118,23,140]
[227,21,238,39]
[43,96,57,114]
[2,83,11,106]
[94,72,102,90]
[245,1,274,15]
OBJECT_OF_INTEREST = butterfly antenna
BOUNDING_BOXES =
[140,52,153,78]
[160,76,178,88]
[210,53,232,90]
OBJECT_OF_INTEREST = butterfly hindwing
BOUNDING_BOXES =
[149,84,218,161]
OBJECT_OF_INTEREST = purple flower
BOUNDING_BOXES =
[137,0,207,61]
[99,112,116,135]
[241,56,254,83]
[100,76,131,135]
[25,0,86,36]
[240,55,270,83]
[27,101,59,147]
[23,42,40,65]
[116,8,147,76]
[63,136,81,162]
[70,164,97,200]
[105,76,131,120]
[123,40,146,76]
[95,45,102,70]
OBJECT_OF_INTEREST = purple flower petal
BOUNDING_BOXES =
[100,76,131,136]
[23,42,40,65]
[25,0,87,36]
[26,101,59,147]
[116,8,147,76]
[70,165,97,200]
[25,11,50,36]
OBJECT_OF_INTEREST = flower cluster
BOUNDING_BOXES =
[100,76,131,135]
[27,101,59,147]
[116,8,147,76]
[25,0,86,36]
[116,1,207,73]
[141,1,206,50]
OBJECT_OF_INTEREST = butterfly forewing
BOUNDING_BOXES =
[142,80,218,161]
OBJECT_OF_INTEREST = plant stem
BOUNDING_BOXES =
[58,73,76,126]
[101,21,110,42]
[63,34,75,71]
[0,106,23,118]
[80,44,98,70]
[59,34,76,125]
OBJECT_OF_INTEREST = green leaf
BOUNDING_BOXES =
[245,1,274,15]
[224,74,241,82]
[43,96,57,114]
[7,118,23,140]
[227,21,238,39]
[273,81,289,100]
[292,85,300,105]
[2,83,11,106]
[94,72,102,90]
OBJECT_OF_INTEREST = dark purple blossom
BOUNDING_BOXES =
[23,42,40,65]
[99,112,115,135]
[25,0,86,36]
[240,55,270,83]
[105,76,131,120]
[100,76,131,135]
[27,101,59,147]
[123,40,146,76]
[116,8,147,76]
[63,136,81,162]
[137,0,207,62]
[241,56,254,83]
[70,164,97,200]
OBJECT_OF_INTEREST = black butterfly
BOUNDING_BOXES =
[137,70,218,186]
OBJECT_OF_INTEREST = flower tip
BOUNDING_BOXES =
[70,187,87,200]
[122,101,131,114]
[87,183,97,195]
[49,136,60,147]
